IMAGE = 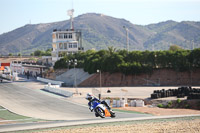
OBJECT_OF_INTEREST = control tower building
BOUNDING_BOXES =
[51,9,83,64]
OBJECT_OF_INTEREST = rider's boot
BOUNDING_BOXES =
[107,106,114,114]
[107,106,112,111]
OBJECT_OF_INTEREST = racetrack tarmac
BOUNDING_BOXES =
[0,81,151,121]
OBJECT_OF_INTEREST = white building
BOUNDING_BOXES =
[51,9,84,65]
[11,61,47,77]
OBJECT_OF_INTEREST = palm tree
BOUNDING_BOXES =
[107,46,117,55]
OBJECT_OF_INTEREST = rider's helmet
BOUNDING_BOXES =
[86,93,94,101]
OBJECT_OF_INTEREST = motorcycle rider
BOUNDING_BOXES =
[86,93,113,117]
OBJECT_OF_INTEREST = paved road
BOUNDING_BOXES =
[0,81,150,121]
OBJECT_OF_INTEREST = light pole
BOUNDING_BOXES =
[67,60,71,70]
[155,54,157,68]
[192,40,194,50]
[97,69,101,99]
[123,26,129,52]
[71,59,78,94]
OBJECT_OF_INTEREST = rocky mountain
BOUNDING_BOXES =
[0,13,200,55]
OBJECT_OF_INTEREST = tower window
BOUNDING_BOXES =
[73,43,77,48]
[64,34,68,38]
[59,34,64,39]
[59,43,63,49]
[69,33,72,38]
[69,43,73,48]
[64,43,68,49]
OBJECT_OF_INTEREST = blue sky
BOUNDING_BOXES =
[0,0,200,34]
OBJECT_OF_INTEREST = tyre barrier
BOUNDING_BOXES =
[151,86,200,99]
[187,93,200,99]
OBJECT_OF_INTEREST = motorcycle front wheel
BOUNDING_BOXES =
[95,107,105,118]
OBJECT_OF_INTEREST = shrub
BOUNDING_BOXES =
[157,104,164,108]
[177,98,181,104]
[185,104,189,108]
[166,101,173,108]
[168,101,172,105]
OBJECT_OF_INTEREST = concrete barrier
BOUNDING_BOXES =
[112,100,117,107]
[43,85,73,97]
[120,99,125,107]
[129,100,144,107]
[117,100,121,107]
[136,100,144,107]
[37,77,64,87]
[130,100,136,107]
[112,99,128,107]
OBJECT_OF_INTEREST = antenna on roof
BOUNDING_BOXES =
[71,0,74,9]
[67,0,74,30]
[67,9,74,30]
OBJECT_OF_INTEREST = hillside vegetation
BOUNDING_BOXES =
[0,13,200,55]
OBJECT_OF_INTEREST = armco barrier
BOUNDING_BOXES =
[44,85,73,97]
[37,77,64,87]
